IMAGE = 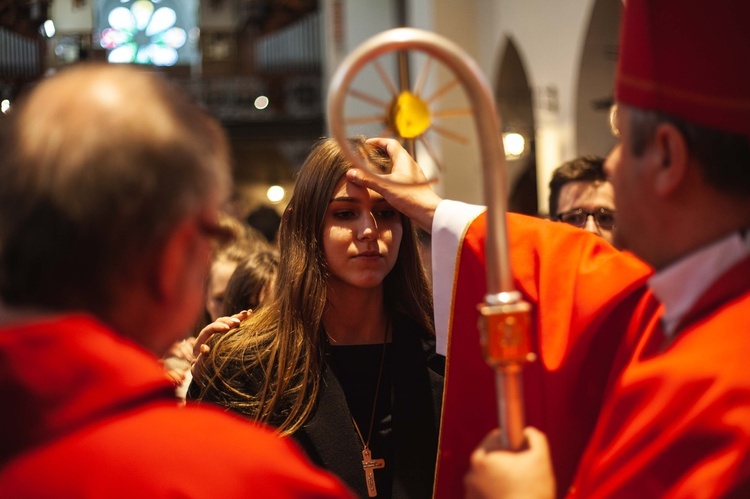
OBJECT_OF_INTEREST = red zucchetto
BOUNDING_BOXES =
[616,0,750,136]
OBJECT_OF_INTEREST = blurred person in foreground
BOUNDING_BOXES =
[345,1,750,496]
[0,63,352,498]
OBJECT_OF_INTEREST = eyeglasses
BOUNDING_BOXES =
[555,208,616,230]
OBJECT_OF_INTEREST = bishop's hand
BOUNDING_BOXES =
[345,137,442,234]
[464,427,555,499]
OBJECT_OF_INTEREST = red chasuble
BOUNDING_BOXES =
[433,210,750,497]
[571,255,750,497]
[0,315,353,498]
[434,211,651,498]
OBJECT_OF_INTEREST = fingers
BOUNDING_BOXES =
[368,138,428,180]
[232,309,251,321]
[345,167,391,191]
[365,138,426,178]
[476,428,505,453]
[164,369,185,387]
[365,137,408,161]
[345,137,442,233]
[465,427,555,499]
[523,427,550,454]
[348,137,425,185]
[193,310,252,358]
[215,316,241,328]
[474,427,548,453]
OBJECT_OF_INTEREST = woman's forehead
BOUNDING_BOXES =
[329,175,384,202]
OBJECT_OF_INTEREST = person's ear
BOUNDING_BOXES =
[652,123,689,197]
[151,218,195,304]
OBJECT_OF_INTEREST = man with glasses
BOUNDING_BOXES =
[549,156,617,246]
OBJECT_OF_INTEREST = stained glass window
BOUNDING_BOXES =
[95,0,198,67]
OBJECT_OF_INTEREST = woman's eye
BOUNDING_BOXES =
[333,210,356,220]
[376,209,397,219]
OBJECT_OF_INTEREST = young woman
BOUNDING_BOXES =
[190,137,443,499]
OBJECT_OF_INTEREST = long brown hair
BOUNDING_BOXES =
[194,137,433,434]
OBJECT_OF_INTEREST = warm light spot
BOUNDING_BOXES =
[267,185,285,203]
[254,95,270,110]
[43,20,56,38]
[1,99,10,114]
[502,132,525,159]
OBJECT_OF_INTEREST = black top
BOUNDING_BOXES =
[189,316,444,499]
[326,343,394,498]
[293,316,444,499]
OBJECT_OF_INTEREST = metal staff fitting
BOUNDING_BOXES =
[326,27,534,451]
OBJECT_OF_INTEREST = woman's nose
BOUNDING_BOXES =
[357,212,378,240]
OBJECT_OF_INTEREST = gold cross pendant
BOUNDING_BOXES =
[361,447,385,497]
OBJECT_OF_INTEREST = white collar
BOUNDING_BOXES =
[648,230,750,337]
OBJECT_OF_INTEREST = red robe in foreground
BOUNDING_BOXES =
[432,205,750,498]
[0,314,353,498]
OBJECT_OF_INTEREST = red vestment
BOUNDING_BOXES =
[572,256,750,497]
[0,314,353,498]
[433,210,750,498]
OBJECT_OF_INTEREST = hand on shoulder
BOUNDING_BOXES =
[191,310,252,380]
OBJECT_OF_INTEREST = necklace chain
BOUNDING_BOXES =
[351,318,390,449]
[324,318,390,497]
[349,319,389,497]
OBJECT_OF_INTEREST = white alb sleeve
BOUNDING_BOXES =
[431,200,486,356]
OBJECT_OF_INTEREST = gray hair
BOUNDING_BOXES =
[0,64,231,313]
[626,105,750,198]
